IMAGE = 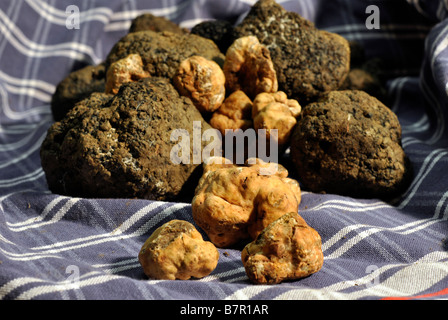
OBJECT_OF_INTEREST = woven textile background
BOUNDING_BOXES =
[0,0,447,300]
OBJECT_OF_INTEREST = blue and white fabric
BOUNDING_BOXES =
[0,0,447,300]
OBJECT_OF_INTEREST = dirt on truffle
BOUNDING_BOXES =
[233,0,350,103]
[41,77,214,201]
[290,90,412,199]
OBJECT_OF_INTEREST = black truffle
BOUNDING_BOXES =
[233,0,350,103]
[129,13,187,34]
[105,30,225,80]
[191,20,234,53]
[41,77,214,201]
[290,90,412,199]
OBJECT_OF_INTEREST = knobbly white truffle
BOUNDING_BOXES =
[138,219,219,280]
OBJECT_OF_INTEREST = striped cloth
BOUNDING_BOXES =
[0,0,447,301]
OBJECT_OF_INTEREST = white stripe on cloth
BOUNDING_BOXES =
[223,251,448,300]
[0,10,99,61]
[0,203,188,260]
[24,0,113,25]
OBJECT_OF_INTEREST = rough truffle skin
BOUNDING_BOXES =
[233,0,350,103]
[191,20,235,53]
[192,157,301,248]
[105,30,225,80]
[51,63,106,121]
[129,13,188,34]
[138,220,219,280]
[241,212,323,285]
[41,77,212,201]
[290,90,411,199]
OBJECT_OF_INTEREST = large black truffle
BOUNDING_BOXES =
[51,63,106,121]
[41,77,213,201]
[290,90,412,199]
[233,0,350,103]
